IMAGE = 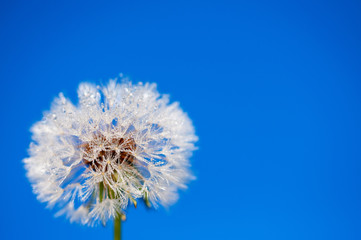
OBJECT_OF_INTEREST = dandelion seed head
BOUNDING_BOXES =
[24,79,198,225]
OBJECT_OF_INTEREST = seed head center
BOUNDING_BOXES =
[80,133,137,172]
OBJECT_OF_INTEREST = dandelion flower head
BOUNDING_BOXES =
[24,79,198,225]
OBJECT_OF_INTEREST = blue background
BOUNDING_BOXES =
[1,1,361,239]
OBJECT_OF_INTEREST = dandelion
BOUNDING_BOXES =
[24,77,198,239]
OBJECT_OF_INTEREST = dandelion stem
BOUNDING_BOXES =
[99,182,104,202]
[114,214,121,240]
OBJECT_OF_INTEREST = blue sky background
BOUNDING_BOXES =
[1,1,361,239]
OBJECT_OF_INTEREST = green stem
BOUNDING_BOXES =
[99,182,104,202]
[114,214,121,240]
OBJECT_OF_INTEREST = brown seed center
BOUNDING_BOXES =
[80,133,136,171]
